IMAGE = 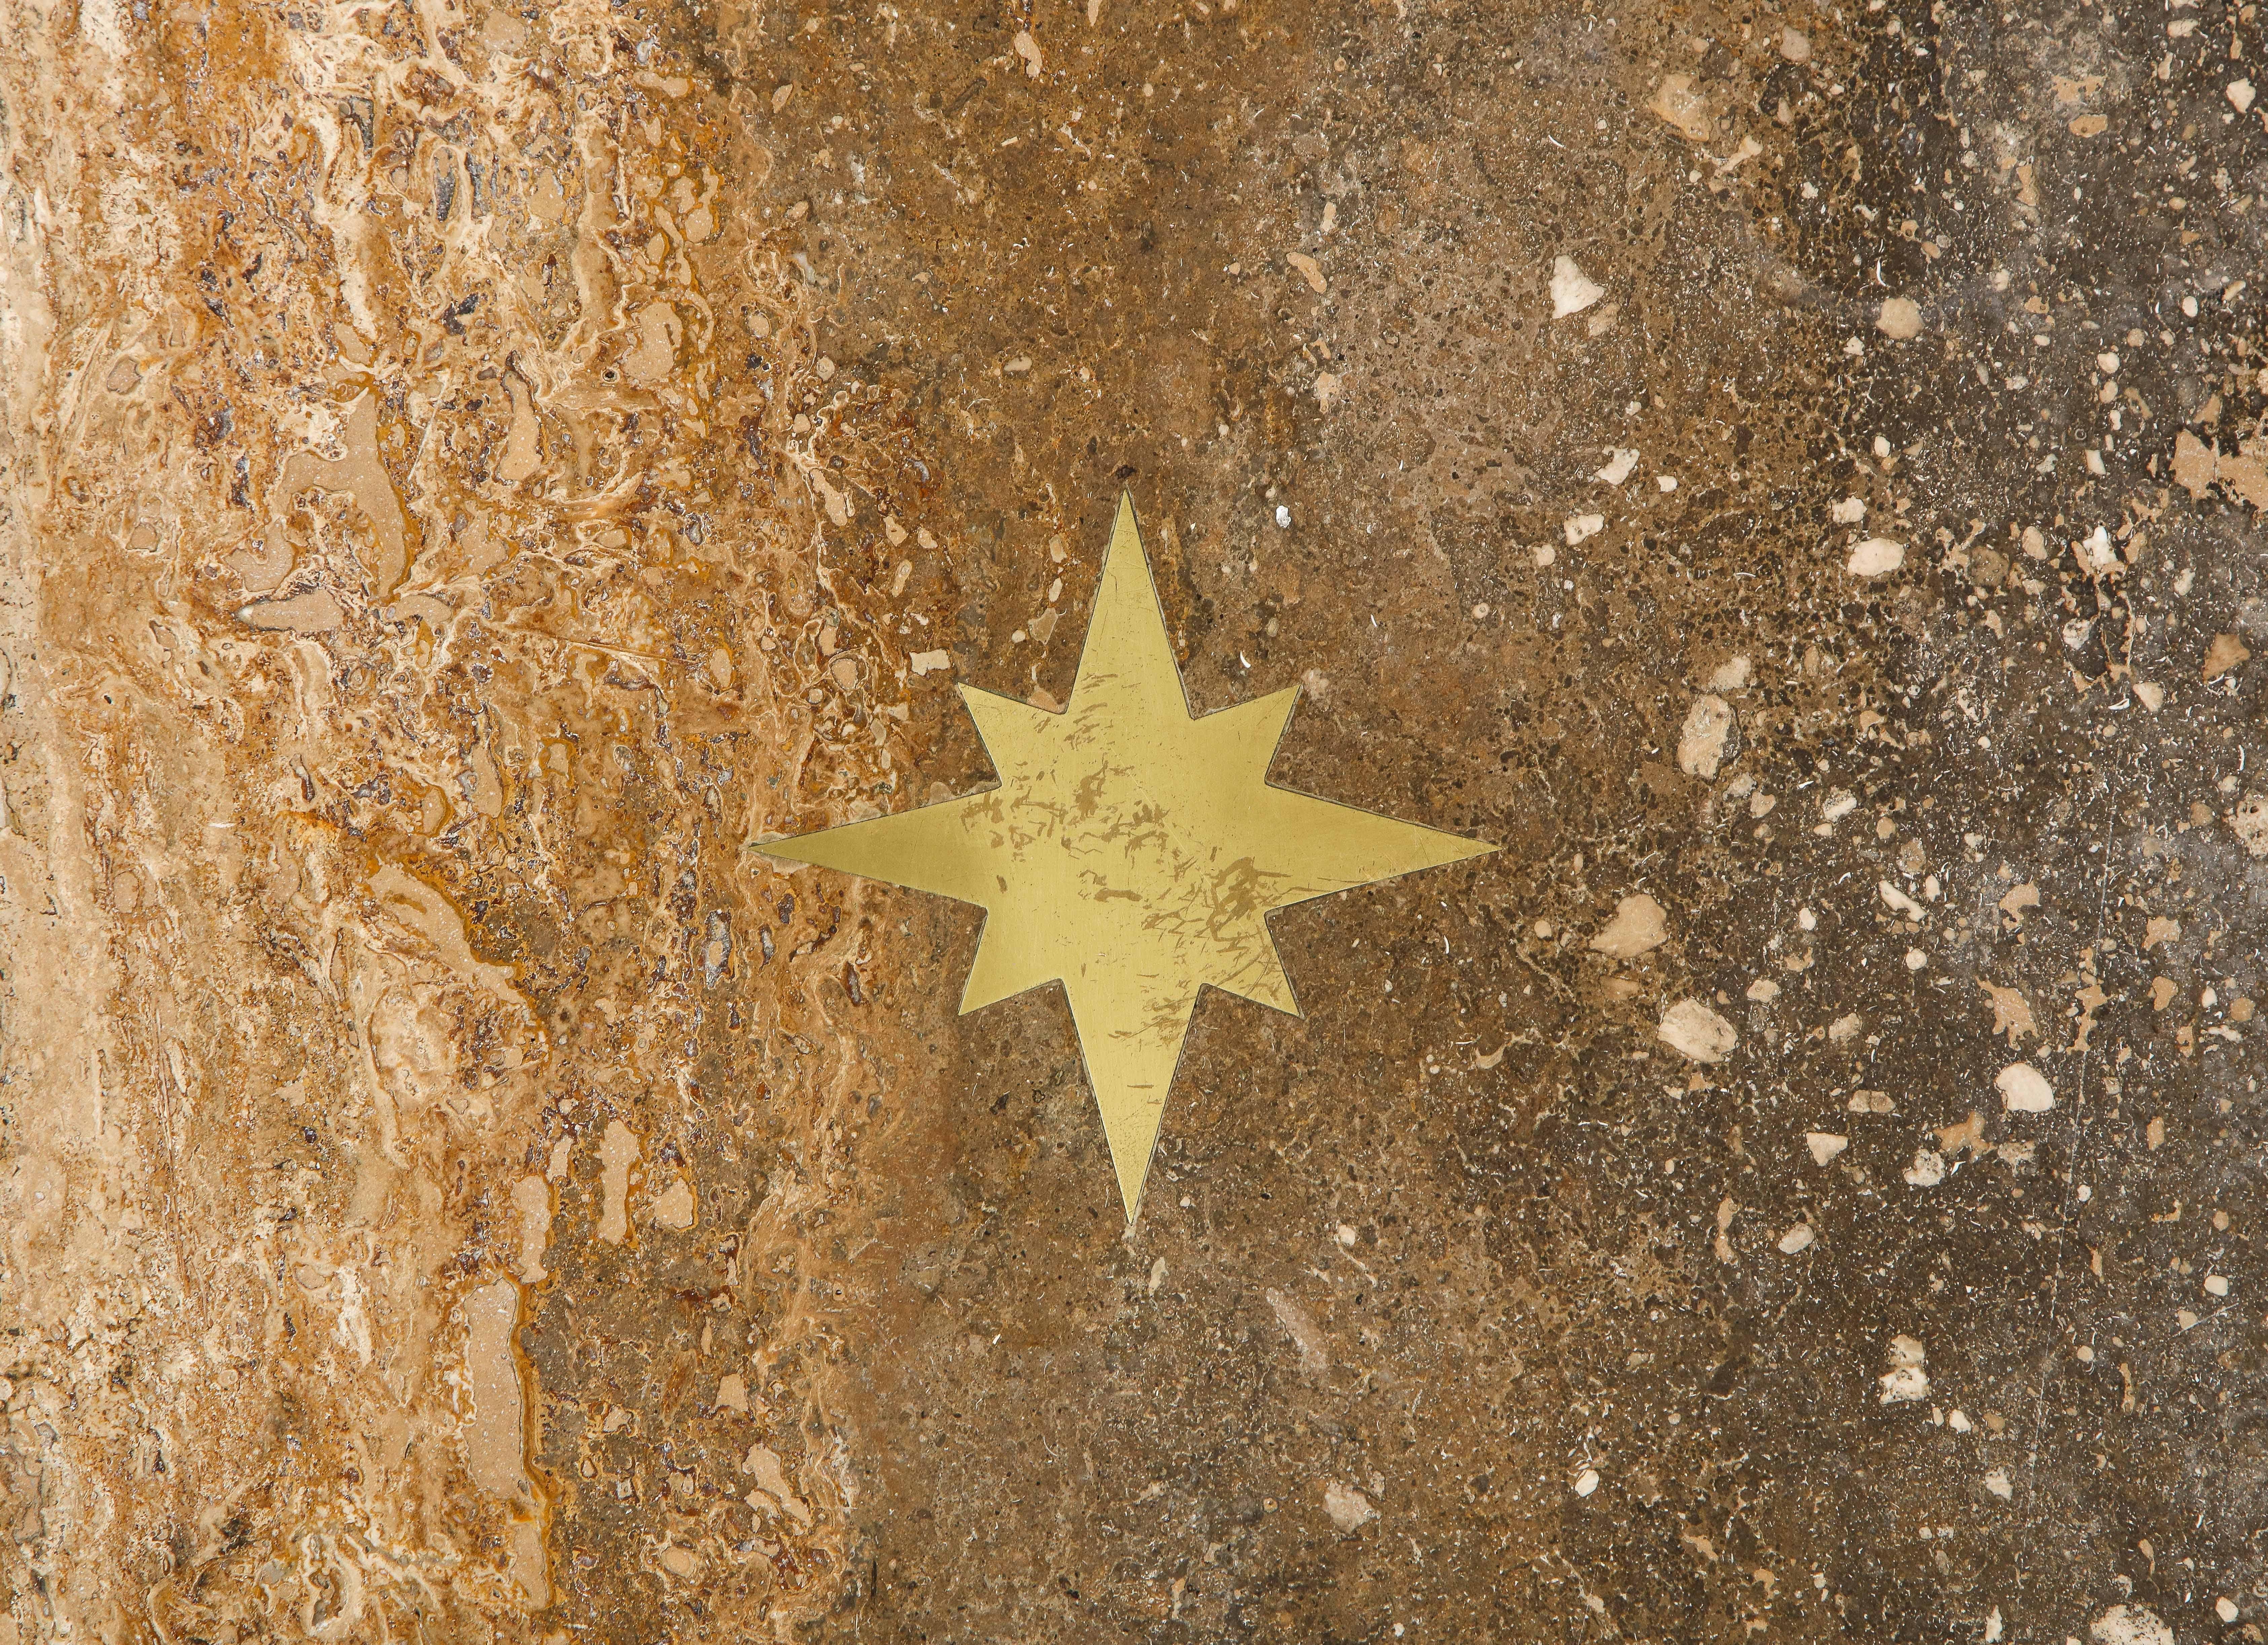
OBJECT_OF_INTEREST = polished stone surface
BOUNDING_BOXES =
[0,0,2264,1639]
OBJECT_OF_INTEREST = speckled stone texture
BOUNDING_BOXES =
[1,0,2265,1640]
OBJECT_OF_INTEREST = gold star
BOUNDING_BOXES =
[761,494,1493,1220]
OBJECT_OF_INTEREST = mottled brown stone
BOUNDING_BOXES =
[1,0,2264,1642]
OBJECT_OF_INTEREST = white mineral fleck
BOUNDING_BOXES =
[1879,879,1926,920]
[1903,1149,1946,1187]
[1677,694,1735,779]
[2091,1605,2173,1645]
[2230,793,2268,856]
[1594,447,1640,485]
[1879,1335,1930,1403]
[1847,537,1906,577]
[1876,297,1923,339]
[1658,998,1737,1063]
[1322,1480,1376,1532]
[1550,256,1606,318]
[1996,1062,2055,1113]
[1647,73,1715,142]
[1589,893,1669,958]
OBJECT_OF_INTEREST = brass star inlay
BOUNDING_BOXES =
[761,493,1493,1220]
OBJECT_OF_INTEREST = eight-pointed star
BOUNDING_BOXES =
[761,494,1494,1221]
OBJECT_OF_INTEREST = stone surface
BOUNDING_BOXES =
[0,0,2264,1641]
